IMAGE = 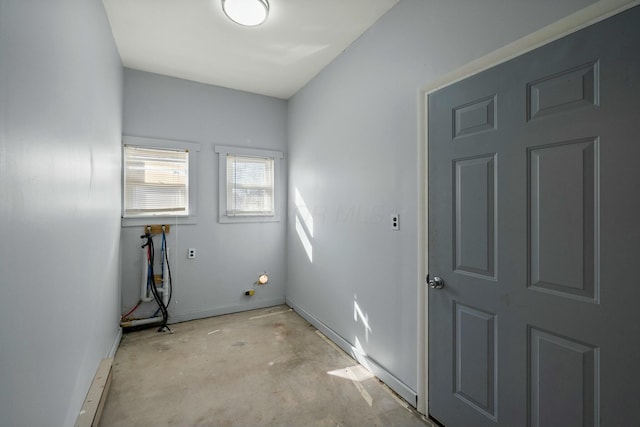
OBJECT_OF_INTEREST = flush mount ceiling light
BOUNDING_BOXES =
[222,0,269,27]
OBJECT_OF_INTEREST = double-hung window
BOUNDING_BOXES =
[215,146,283,223]
[122,136,201,226]
[226,154,274,216]
[124,146,188,216]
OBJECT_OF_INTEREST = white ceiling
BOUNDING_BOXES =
[102,0,400,99]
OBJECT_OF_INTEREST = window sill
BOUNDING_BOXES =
[122,215,198,227]
[219,214,281,224]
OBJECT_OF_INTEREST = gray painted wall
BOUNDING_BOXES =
[120,69,288,323]
[0,1,123,426]
[286,0,596,399]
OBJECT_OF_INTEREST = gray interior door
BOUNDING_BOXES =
[428,6,640,426]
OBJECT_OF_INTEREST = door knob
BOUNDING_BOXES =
[428,276,445,289]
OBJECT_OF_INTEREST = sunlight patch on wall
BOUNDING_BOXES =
[294,187,313,263]
[354,298,372,343]
[295,215,313,262]
[353,336,373,373]
[295,187,314,237]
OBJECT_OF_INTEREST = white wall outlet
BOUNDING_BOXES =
[391,214,400,230]
[188,248,196,259]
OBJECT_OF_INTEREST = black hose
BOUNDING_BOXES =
[141,233,170,332]
[152,231,173,319]
[163,231,173,308]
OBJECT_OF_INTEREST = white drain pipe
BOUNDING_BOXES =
[121,238,170,328]
[120,316,163,328]
[140,246,154,302]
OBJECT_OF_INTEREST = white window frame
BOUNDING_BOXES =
[122,135,201,227]
[215,145,283,224]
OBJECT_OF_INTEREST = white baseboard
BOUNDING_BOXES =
[287,298,418,407]
[108,327,122,358]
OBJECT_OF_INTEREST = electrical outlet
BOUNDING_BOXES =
[188,248,196,259]
[391,214,400,230]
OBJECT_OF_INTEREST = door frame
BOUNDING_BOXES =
[415,0,639,416]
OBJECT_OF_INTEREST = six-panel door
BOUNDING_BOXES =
[428,6,640,426]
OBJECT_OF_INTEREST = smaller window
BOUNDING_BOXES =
[122,136,201,226]
[226,155,275,216]
[215,145,283,223]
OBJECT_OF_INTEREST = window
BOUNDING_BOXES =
[122,136,201,226]
[124,146,188,216]
[215,145,283,223]
[226,155,274,216]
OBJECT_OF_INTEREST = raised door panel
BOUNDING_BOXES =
[529,328,599,427]
[528,138,599,302]
[453,155,497,279]
[453,303,498,420]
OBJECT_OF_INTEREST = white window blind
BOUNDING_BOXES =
[226,154,274,216]
[124,146,189,216]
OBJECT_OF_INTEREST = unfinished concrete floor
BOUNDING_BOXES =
[100,305,432,427]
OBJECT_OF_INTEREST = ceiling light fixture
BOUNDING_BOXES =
[222,0,269,27]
